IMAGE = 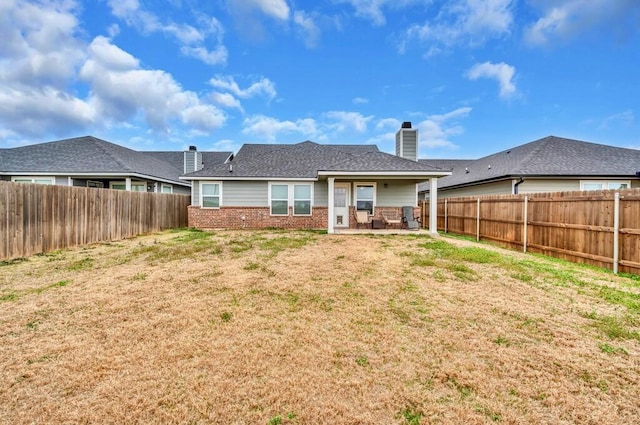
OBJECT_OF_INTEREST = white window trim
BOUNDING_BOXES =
[580,180,631,191]
[110,180,146,191]
[354,182,377,215]
[161,183,173,194]
[200,181,222,209]
[268,182,314,216]
[269,182,290,216]
[293,183,313,216]
[11,176,54,185]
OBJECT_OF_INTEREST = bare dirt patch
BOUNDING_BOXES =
[1,229,639,424]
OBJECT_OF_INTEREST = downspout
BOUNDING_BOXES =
[513,177,524,195]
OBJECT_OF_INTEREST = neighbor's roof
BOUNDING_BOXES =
[146,151,233,172]
[182,141,448,179]
[418,136,640,191]
[0,136,228,185]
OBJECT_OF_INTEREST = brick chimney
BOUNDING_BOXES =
[396,121,418,161]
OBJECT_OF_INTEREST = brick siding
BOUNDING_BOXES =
[188,206,328,229]
[188,205,414,230]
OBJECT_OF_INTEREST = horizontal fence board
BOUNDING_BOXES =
[0,182,190,260]
[421,188,640,275]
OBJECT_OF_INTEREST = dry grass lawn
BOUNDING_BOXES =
[1,229,639,424]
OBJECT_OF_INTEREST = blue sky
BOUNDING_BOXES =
[1,0,639,158]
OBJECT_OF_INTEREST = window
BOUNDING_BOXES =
[161,184,173,194]
[131,183,147,192]
[110,181,146,191]
[269,183,314,216]
[355,183,376,215]
[11,177,54,185]
[110,182,126,190]
[201,182,221,208]
[581,180,631,191]
[270,184,289,215]
[293,184,312,215]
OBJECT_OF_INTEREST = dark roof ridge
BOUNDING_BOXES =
[513,135,556,174]
[86,136,133,172]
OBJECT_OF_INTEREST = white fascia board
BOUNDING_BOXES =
[5,171,190,187]
[180,176,318,182]
[317,171,452,178]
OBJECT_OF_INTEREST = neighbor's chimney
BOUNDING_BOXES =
[184,145,203,173]
[396,121,418,161]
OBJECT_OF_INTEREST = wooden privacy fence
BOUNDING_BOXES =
[0,181,190,261]
[420,188,640,275]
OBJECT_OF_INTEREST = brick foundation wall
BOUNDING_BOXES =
[188,206,328,229]
[188,206,417,230]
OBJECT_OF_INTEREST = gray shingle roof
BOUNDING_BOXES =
[182,141,444,179]
[145,151,232,173]
[418,136,640,191]
[0,136,231,185]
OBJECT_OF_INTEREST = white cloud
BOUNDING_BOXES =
[294,11,321,48]
[417,107,472,150]
[524,0,640,46]
[324,111,374,133]
[79,36,225,133]
[0,0,94,136]
[106,0,228,65]
[402,0,513,53]
[352,97,369,104]
[211,139,242,153]
[465,61,516,98]
[211,92,244,111]
[209,75,277,100]
[181,45,228,65]
[599,110,634,129]
[228,0,291,21]
[242,115,318,142]
[336,0,418,26]
[375,118,401,130]
[208,75,276,116]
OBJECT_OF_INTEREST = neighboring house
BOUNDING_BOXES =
[418,136,640,199]
[0,136,232,195]
[181,123,451,233]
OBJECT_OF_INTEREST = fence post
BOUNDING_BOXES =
[523,196,528,253]
[613,192,620,274]
[444,199,448,234]
[476,198,480,242]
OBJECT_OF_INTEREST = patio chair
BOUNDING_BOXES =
[355,210,372,229]
[402,206,421,230]
[382,210,402,228]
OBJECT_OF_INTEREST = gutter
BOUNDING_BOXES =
[513,177,524,194]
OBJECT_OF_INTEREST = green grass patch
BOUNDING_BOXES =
[67,257,94,271]
[0,257,29,266]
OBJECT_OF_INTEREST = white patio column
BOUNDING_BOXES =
[429,177,438,235]
[125,177,132,191]
[328,177,335,234]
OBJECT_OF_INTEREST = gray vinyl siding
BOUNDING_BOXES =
[376,180,417,206]
[172,185,191,195]
[438,180,513,198]
[184,151,202,174]
[396,129,417,161]
[55,176,69,186]
[517,179,580,193]
[223,181,269,207]
[192,182,200,206]
[314,181,328,207]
